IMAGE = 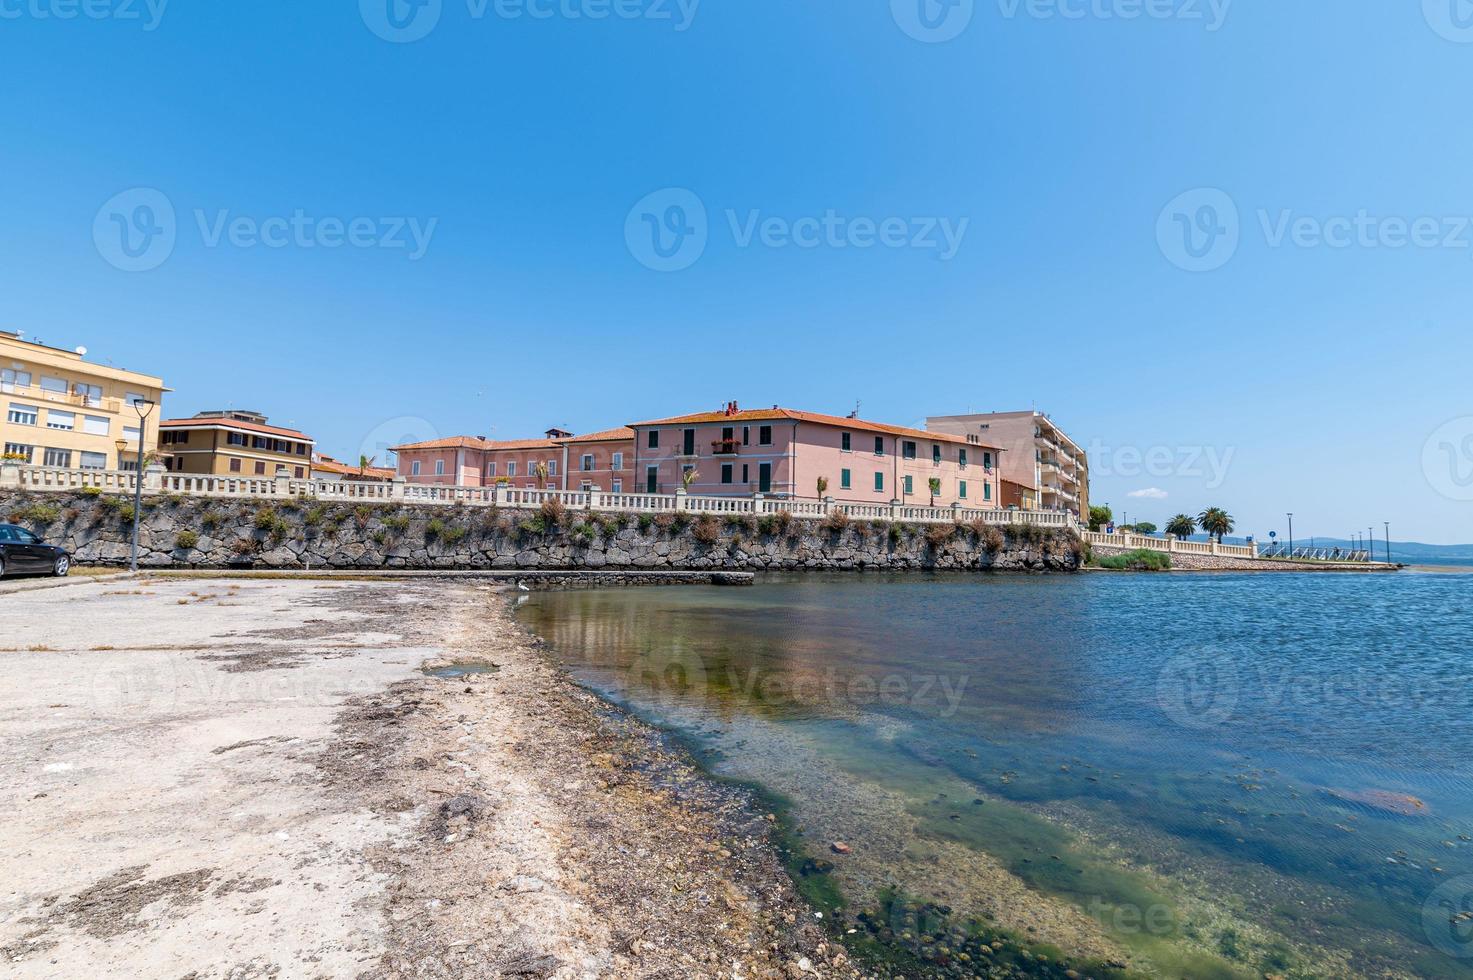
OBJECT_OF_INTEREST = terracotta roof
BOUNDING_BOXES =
[627,408,1002,451]
[161,417,313,441]
[389,436,557,452]
[313,456,396,480]
[560,426,635,444]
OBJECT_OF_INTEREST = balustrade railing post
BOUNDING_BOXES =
[0,462,18,489]
[143,462,165,494]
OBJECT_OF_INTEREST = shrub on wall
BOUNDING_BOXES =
[174,529,199,551]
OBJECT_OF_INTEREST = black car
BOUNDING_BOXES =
[0,524,71,578]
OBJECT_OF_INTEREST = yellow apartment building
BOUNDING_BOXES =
[0,329,167,470]
[159,411,315,478]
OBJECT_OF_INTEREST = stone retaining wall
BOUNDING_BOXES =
[1,491,1083,573]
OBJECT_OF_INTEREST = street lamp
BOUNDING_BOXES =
[1384,521,1391,565]
[1286,513,1294,556]
[127,400,155,573]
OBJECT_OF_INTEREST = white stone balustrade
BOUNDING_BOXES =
[0,462,1080,530]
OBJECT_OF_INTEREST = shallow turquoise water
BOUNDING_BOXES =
[518,572,1473,978]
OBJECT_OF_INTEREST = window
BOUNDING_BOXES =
[125,391,146,407]
[902,441,917,460]
[873,471,884,492]
[984,452,993,469]
[227,432,246,446]
[841,432,851,452]
[959,480,967,499]
[548,459,558,476]
[39,376,66,394]
[84,415,109,436]
[742,464,749,484]
[647,430,659,449]
[487,462,497,477]
[721,463,733,484]
[2,368,30,392]
[295,466,305,478]
[903,475,914,495]
[8,404,38,426]
[507,461,517,477]
[254,461,266,475]
[123,426,141,443]
[46,410,75,430]
[722,426,734,443]
[611,452,623,471]
[43,448,72,467]
[4,443,33,463]
[72,383,102,407]
[959,448,968,468]
[581,454,595,472]
[411,460,421,476]
[646,465,659,493]
[984,482,993,501]
[840,468,851,489]
[612,479,622,494]
[434,459,445,476]
[581,481,594,491]
[251,436,267,449]
[682,429,695,456]
[932,444,941,465]
[758,425,772,446]
[742,426,750,446]
[874,436,885,456]
[80,451,107,470]
[231,458,243,473]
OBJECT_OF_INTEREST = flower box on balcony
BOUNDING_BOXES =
[711,440,741,456]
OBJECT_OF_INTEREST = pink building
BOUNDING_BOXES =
[627,404,1002,507]
[392,427,636,491]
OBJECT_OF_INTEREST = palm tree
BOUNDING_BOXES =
[1197,507,1235,542]
[534,461,549,489]
[681,468,699,491]
[928,476,942,507]
[1165,514,1196,540]
[358,454,376,479]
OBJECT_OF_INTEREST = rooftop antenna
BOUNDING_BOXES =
[849,399,861,419]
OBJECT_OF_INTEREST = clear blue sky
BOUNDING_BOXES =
[4,1,1472,543]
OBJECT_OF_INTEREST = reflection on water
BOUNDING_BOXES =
[518,572,1473,978]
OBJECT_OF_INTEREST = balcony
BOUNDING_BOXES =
[711,439,741,456]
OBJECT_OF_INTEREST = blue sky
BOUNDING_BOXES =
[4,1,1472,542]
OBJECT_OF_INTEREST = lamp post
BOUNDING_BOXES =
[1286,513,1294,556]
[1384,522,1391,565]
[126,400,155,572]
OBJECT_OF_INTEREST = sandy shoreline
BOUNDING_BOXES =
[0,576,849,978]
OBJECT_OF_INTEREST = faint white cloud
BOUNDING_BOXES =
[1129,487,1169,500]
